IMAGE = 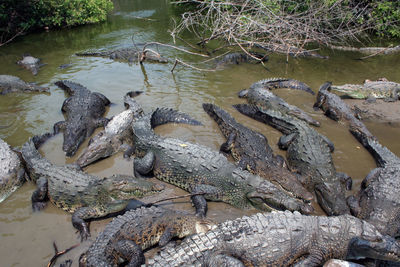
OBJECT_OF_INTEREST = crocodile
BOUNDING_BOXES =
[76,91,144,167]
[76,47,168,63]
[54,80,111,157]
[234,103,351,216]
[132,109,313,217]
[16,54,43,75]
[0,138,26,203]
[202,103,313,202]
[238,78,320,126]
[148,210,400,267]
[21,135,164,240]
[80,204,214,267]
[331,78,400,102]
[214,52,268,67]
[313,82,375,144]
[0,75,49,95]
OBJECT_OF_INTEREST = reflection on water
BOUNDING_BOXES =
[0,0,400,266]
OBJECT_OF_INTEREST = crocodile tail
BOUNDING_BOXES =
[203,103,238,131]
[251,78,315,95]
[150,108,202,128]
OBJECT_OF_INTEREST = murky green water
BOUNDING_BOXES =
[1,0,400,266]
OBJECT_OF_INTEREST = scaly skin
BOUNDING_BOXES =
[16,54,42,75]
[331,78,400,101]
[238,79,320,126]
[148,211,400,267]
[0,138,25,203]
[314,82,375,144]
[234,104,351,216]
[133,109,313,217]
[76,91,144,167]
[80,205,214,267]
[203,103,313,202]
[54,80,111,157]
[214,52,268,67]
[0,75,49,95]
[21,136,164,240]
[76,47,168,63]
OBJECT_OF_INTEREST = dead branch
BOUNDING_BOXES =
[171,58,217,72]
[46,242,79,267]
[143,41,209,57]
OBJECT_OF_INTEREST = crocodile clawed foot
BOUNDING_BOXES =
[79,229,91,241]
[32,201,47,211]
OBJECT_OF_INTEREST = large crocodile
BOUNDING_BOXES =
[331,78,400,102]
[133,109,313,217]
[0,75,49,95]
[238,78,320,126]
[54,80,111,157]
[313,82,375,143]
[76,91,144,167]
[16,54,43,75]
[76,47,168,63]
[0,138,26,203]
[80,204,214,267]
[203,103,313,202]
[21,135,164,240]
[234,103,351,216]
[148,210,400,267]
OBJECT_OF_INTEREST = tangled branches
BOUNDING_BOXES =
[171,0,376,58]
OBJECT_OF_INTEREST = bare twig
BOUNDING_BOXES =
[171,58,217,73]
[46,242,79,267]
[143,41,209,57]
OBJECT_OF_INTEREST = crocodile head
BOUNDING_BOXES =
[330,84,365,99]
[315,182,350,216]
[247,181,314,214]
[63,123,87,157]
[103,175,165,199]
[347,221,400,262]
[76,132,120,167]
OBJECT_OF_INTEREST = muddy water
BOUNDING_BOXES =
[1,0,400,266]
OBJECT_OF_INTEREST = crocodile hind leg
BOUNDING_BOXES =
[191,184,222,218]
[113,240,145,267]
[203,252,245,267]
[53,121,66,134]
[133,151,155,178]
[337,172,353,190]
[31,177,49,211]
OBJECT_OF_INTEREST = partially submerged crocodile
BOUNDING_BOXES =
[0,75,49,95]
[16,54,42,75]
[234,104,351,216]
[133,109,313,217]
[214,52,268,67]
[76,47,168,63]
[203,103,313,202]
[331,78,400,102]
[239,78,320,126]
[0,138,25,203]
[21,135,164,240]
[313,82,375,143]
[80,204,214,267]
[148,210,400,266]
[76,91,144,167]
[54,80,110,157]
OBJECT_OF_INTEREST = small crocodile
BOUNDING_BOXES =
[0,138,26,203]
[76,47,168,63]
[234,103,351,216]
[313,82,375,143]
[80,204,214,267]
[133,109,313,217]
[0,75,49,95]
[331,78,400,102]
[16,54,43,75]
[148,210,400,267]
[54,80,111,157]
[238,78,320,126]
[21,135,164,240]
[203,103,313,202]
[214,52,268,67]
[76,91,144,167]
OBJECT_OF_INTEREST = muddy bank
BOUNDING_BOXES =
[344,98,400,124]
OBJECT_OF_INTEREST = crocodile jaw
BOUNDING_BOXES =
[77,134,118,167]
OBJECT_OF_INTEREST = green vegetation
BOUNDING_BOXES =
[0,0,113,45]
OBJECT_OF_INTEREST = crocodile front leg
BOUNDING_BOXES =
[220,132,236,153]
[133,150,155,178]
[191,184,222,218]
[278,133,297,150]
[31,177,49,211]
[53,121,66,134]
[337,172,353,190]
[113,240,145,267]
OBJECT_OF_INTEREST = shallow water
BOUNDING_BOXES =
[0,0,400,266]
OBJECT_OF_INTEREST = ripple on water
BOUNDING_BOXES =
[0,112,18,138]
